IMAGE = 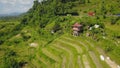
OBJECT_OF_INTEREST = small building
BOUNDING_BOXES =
[94,24,100,28]
[88,12,95,16]
[72,23,82,36]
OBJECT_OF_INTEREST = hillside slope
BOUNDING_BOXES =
[0,0,120,68]
[28,34,119,68]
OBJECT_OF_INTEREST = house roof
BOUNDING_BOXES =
[88,12,95,16]
[73,28,80,31]
[73,23,82,27]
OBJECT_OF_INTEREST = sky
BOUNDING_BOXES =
[0,0,41,14]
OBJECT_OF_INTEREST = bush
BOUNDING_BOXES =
[2,57,19,68]
[22,34,31,41]
[5,36,23,46]
[111,17,120,25]
[104,44,114,52]
[21,31,31,41]
[52,23,62,32]
[0,39,4,45]
[2,50,20,68]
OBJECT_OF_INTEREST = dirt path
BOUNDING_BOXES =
[31,59,41,68]
[83,55,91,68]
[105,58,118,68]
[53,44,74,68]
[86,40,119,68]
[49,46,62,53]
[54,62,60,68]
[97,48,119,68]
[78,55,84,68]
[58,39,83,54]
[42,48,61,62]
[36,55,51,66]
[89,51,102,68]
[63,36,89,51]
[61,55,67,68]
[49,46,65,68]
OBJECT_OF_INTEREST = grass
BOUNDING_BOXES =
[0,29,118,68]
[52,43,76,68]
[51,45,70,68]
[30,34,113,68]
[64,34,111,67]
[41,48,61,62]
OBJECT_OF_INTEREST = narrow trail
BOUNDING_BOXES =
[58,39,83,54]
[83,55,91,68]
[86,40,119,68]
[42,48,61,62]
[36,54,51,67]
[89,51,102,68]
[49,46,67,68]
[78,55,84,68]
[61,55,67,68]
[52,44,74,68]
[54,62,60,68]
[63,36,89,51]
[31,59,41,68]
[97,47,119,68]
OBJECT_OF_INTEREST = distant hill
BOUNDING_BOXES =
[0,12,23,17]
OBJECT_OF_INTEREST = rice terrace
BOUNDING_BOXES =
[0,0,120,68]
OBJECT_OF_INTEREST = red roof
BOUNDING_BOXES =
[88,12,95,16]
[73,23,82,27]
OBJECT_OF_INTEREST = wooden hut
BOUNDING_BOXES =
[72,23,82,36]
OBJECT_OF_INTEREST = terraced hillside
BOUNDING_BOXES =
[31,34,119,68]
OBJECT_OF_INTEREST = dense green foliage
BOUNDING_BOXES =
[1,50,19,68]
[21,0,81,27]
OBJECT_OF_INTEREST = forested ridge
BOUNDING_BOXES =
[21,0,81,27]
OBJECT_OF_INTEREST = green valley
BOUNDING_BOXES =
[0,0,120,68]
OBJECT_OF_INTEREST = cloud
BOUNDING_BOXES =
[0,0,38,14]
[0,0,8,4]
[0,0,17,5]
[19,0,33,5]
